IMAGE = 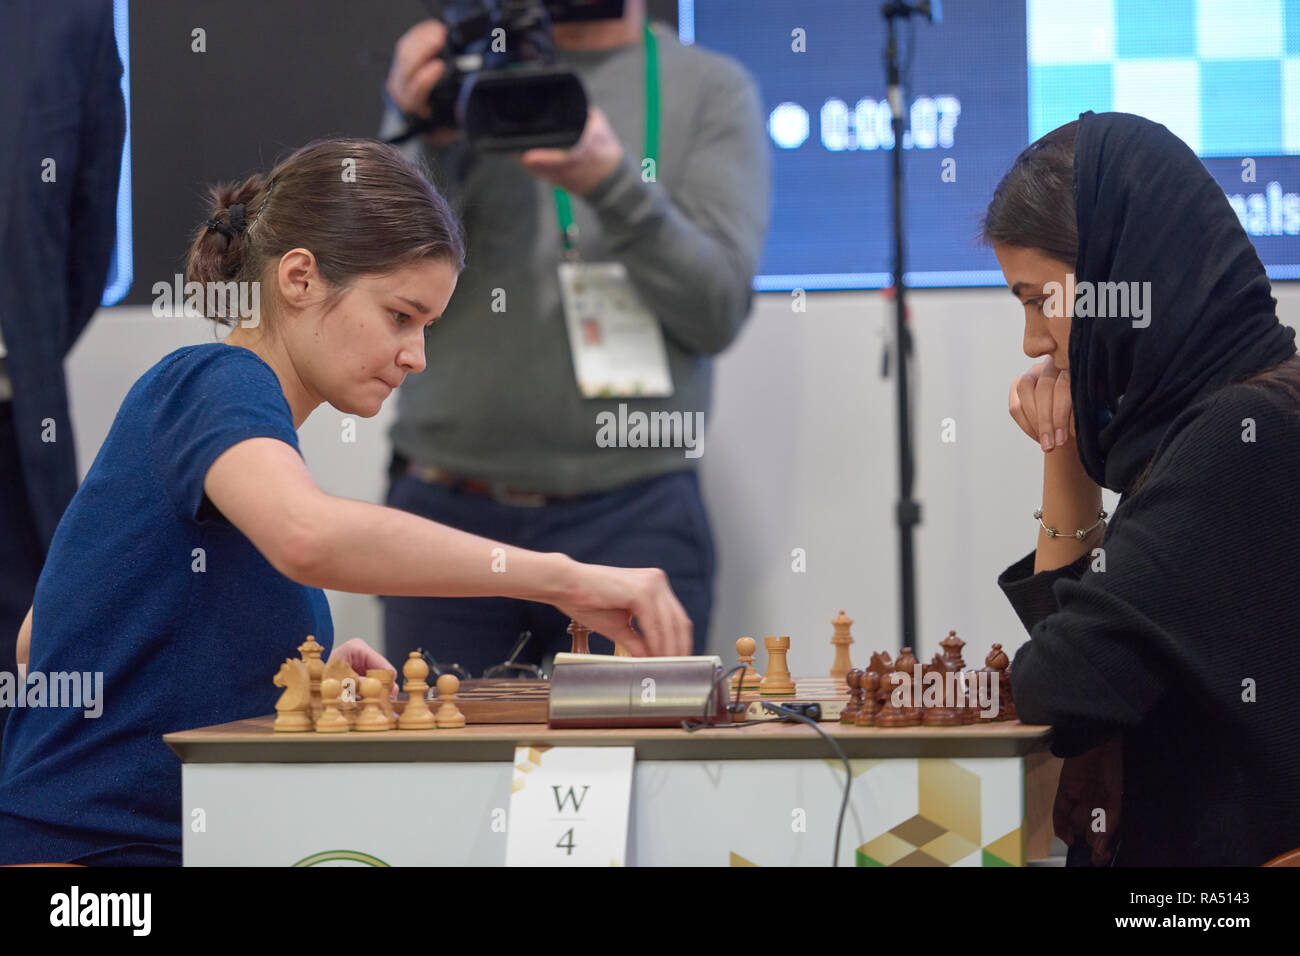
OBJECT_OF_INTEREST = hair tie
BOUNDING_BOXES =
[205,217,237,241]
[205,203,248,242]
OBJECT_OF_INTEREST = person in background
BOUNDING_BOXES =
[0,0,124,741]
[380,0,770,673]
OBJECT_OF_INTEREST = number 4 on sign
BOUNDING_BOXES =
[556,828,576,856]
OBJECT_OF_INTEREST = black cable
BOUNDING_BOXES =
[761,702,853,867]
[677,672,853,864]
[680,664,746,731]
[683,716,787,732]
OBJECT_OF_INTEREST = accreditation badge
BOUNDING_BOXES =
[557,260,674,398]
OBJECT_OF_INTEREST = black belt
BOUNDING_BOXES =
[403,461,589,508]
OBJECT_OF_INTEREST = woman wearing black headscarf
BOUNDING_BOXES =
[982,111,1300,867]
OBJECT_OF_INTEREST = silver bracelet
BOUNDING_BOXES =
[1034,508,1107,540]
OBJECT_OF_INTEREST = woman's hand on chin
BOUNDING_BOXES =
[1011,358,1076,452]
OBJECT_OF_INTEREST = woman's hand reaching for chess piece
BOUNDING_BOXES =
[326,638,400,698]
[554,563,693,659]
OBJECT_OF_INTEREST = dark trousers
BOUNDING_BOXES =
[0,400,45,743]
[381,461,715,676]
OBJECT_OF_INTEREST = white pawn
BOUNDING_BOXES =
[315,678,350,733]
[355,676,389,732]
[435,674,466,729]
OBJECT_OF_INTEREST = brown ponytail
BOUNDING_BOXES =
[186,175,270,293]
[184,138,465,328]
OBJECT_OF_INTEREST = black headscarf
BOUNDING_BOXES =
[1070,111,1296,494]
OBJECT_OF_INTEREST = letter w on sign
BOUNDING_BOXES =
[552,785,590,812]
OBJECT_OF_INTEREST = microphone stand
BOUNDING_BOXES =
[880,1,939,653]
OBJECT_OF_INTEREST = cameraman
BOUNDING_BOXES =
[379,0,770,673]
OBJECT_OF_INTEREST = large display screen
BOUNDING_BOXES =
[683,0,1300,288]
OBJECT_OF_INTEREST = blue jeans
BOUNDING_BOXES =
[381,465,715,675]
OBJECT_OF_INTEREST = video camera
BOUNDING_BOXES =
[395,0,626,151]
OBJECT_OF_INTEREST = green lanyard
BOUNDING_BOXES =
[552,22,659,259]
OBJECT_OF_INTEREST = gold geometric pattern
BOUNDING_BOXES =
[857,830,915,866]
[982,827,1024,867]
[893,849,946,867]
[727,758,1025,867]
[852,758,1024,867]
[920,829,980,866]
[891,813,947,847]
[510,747,547,793]
[918,759,981,844]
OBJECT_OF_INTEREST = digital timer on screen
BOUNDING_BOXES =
[681,0,1300,289]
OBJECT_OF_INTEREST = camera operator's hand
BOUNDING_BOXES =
[516,106,625,197]
[386,20,461,147]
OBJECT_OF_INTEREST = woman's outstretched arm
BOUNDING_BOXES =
[205,437,691,657]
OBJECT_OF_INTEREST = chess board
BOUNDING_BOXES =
[396,676,850,724]
[378,672,1021,727]
[397,678,550,724]
[733,676,849,722]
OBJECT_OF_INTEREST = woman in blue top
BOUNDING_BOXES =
[0,138,691,866]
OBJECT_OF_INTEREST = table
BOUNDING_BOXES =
[165,716,1057,866]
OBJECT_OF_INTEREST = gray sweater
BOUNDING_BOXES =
[381,21,771,494]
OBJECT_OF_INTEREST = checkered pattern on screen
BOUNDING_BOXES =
[1028,0,1300,155]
